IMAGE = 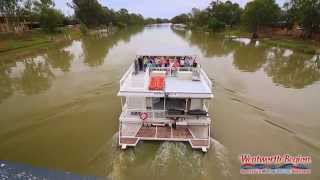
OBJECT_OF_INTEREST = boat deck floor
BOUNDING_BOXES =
[119,125,210,152]
[136,126,193,139]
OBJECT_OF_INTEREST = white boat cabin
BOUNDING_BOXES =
[118,49,213,152]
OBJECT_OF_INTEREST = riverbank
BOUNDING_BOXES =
[0,28,82,54]
[0,26,130,61]
[226,29,320,54]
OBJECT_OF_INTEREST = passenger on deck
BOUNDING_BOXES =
[171,59,180,76]
[155,57,161,67]
[187,57,193,67]
[160,56,167,67]
[138,56,143,71]
[147,60,154,68]
[143,56,148,71]
[180,57,185,67]
[134,59,139,74]
[149,56,154,65]
[192,59,198,68]
[173,59,180,68]
[184,56,190,67]
[166,58,170,67]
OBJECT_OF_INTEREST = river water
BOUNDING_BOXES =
[0,25,319,180]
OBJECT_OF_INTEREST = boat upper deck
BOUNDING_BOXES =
[118,64,213,98]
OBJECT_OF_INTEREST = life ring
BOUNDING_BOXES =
[139,112,148,120]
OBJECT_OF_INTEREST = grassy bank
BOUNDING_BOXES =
[0,28,82,54]
[225,28,252,38]
[225,29,320,54]
[260,38,319,54]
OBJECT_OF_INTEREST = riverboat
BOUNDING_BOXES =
[118,49,213,152]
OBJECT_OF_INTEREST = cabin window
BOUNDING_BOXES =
[152,97,164,110]
[165,98,186,111]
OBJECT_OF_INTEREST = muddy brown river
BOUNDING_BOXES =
[0,25,319,180]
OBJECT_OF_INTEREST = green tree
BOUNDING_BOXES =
[191,9,210,28]
[70,0,108,28]
[208,17,225,31]
[33,0,64,32]
[171,13,190,25]
[242,0,281,36]
[40,8,64,32]
[144,18,155,24]
[208,1,242,27]
[0,0,22,30]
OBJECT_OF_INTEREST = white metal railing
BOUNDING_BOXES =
[200,68,212,90]
[120,64,134,88]
[120,108,167,122]
[144,67,150,89]
[119,63,213,93]
[120,106,210,123]
[149,66,195,77]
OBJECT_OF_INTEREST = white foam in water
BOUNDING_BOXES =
[151,142,172,172]
[150,142,207,178]
[108,151,136,180]
[210,137,232,178]
[107,132,136,180]
[109,132,120,150]
[104,135,232,179]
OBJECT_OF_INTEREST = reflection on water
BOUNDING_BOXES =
[82,27,143,67]
[44,42,74,72]
[15,58,54,95]
[174,29,320,88]
[233,41,267,72]
[0,57,55,102]
[174,30,239,58]
[265,48,320,89]
[0,27,143,103]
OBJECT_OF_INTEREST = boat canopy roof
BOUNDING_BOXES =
[136,48,197,57]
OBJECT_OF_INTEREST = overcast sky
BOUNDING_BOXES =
[55,0,287,19]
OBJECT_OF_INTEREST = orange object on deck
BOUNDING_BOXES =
[149,76,165,90]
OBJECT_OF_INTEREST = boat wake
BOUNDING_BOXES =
[98,134,232,180]
[148,138,232,180]
[150,142,204,179]
[105,132,136,180]
[209,137,232,178]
